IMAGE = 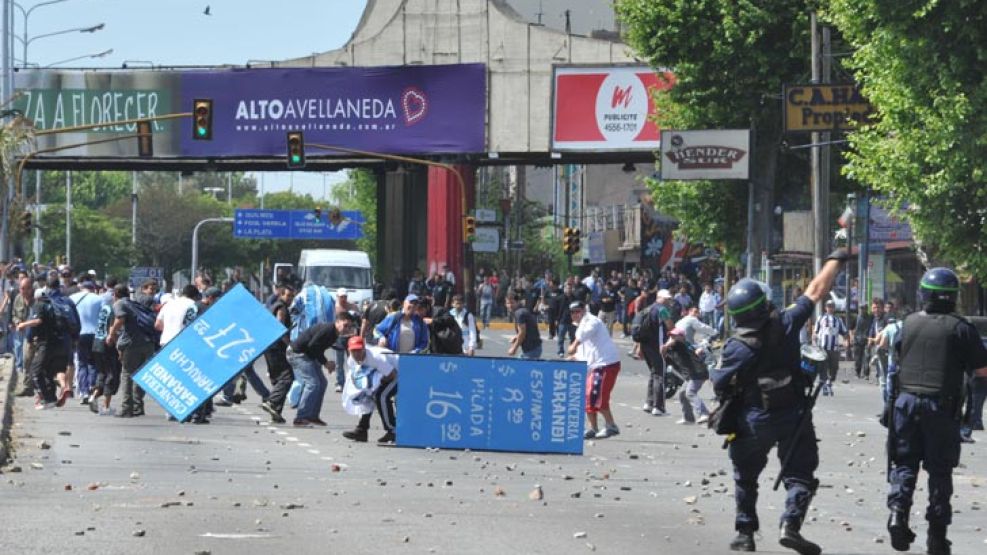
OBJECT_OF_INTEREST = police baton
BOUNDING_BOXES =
[772,381,824,491]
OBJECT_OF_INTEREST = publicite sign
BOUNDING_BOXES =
[551,65,672,151]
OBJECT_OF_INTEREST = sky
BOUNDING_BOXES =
[16,0,369,198]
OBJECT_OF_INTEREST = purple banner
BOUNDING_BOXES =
[179,64,485,156]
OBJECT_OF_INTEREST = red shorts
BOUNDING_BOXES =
[585,361,621,413]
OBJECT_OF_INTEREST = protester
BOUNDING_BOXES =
[661,327,709,425]
[70,280,103,405]
[107,281,158,418]
[341,336,398,444]
[566,301,621,439]
[813,299,848,395]
[506,292,542,359]
[89,277,121,416]
[448,294,478,356]
[375,295,428,354]
[260,281,296,424]
[17,277,76,410]
[287,312,355,427]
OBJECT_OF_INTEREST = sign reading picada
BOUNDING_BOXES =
[660,129,751,181]
[132,285,286,420]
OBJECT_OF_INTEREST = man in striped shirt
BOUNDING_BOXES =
[814,299,848,396]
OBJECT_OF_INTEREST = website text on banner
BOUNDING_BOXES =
[133,285,286,420]
[396,355,587,455]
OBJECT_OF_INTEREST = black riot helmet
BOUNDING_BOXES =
[726,278,771,326]
[919,267,959,313]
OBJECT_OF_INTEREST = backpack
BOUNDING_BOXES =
[632,304,662,344]
[49,295,82,340]
[131,300,159,341]
[429,310,464,355]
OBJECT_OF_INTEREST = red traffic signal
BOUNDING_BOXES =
[192,99,213,140]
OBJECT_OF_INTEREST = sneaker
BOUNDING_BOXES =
[98,406,116,416]
[231,393,246,404]
[595,425,620,439]
[342,429,368,442]
[292,419,315,428]
[192,417,210,424]
[730,531,756,552]
[214,398,234,407]
[584,428,599,440]
[696,414,710,424]
[80,395,90,405]
[377,431,396,444]
[651,408,666,416]
[676,418,695,425]
[35,401,55,410]
[259,401,286,424]
[115,411,134,418]
[641,403,653,412]
[334,384,343,393]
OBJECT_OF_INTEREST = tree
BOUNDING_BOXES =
[39,206,133,278]
[329,169,379,268]
[615,1,818,264]
[827,1,987,280]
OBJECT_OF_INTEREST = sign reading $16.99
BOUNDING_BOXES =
[133,284,286,420]
[396,355,587,454]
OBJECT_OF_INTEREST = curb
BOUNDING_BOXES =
[0,356,16,466]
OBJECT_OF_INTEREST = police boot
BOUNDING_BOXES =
[926,525,951,555]
[887,510,915,551]
[729,528,756,552]
[779,522,821,555]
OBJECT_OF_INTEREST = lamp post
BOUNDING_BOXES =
[44,47,112,67]
[14,21,105,66]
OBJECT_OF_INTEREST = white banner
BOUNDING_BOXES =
[660,129,750,180]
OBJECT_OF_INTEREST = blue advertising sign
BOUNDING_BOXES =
[396,355,587,454]
[132,285,286,420]
[234,209,365,240]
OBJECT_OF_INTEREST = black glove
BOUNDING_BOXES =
[825,247,850,264]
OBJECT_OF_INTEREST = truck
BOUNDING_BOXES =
[292,249,374,305]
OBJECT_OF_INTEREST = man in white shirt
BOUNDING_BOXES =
[698,283,721,327]
[566,301,621,439]
[341,336,399,444]
[449,294,477,356]
[154,285,199,346]
[675,306,717,345]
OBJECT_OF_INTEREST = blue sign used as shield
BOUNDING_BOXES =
[133,284,286,420]
[395,355,587,455]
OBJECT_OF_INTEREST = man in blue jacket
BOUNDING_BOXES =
[375,294,428,354]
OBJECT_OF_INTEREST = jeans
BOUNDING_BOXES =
[556,321,575,355]
[222,364,271,401]
[642,345,666,412]
[679,378,709,422]
[519,344,542,360]
[289,350,327,421]
[335,348,346,388]
[119,342,154,414]
[13,329,24,371]
[75,334,97,397]
[480,302,492,327]
[700,311,715,327]
[264,347,293,412]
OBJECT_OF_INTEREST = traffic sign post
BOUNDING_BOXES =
[233,209,365,240]
[133,285,286,421]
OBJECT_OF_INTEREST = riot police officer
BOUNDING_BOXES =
[711,249,846,554]
[886,267,987,555]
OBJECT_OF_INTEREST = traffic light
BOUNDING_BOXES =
[192,98,213,140]
[136,120,153,157]
[313,206,322,222]
[19,211,32,233]
[463,216,476,242]
[286,131,305,169]
[563,227,581,254]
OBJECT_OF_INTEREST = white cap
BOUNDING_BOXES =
[657,289,673,299]
[336,288,348,297]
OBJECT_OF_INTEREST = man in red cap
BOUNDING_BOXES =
[340,335,399,444]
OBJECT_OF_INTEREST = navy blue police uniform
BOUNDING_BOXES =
[712,295,818,539]
[886,269,987,554]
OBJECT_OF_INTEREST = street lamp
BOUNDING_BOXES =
[203,186,223,200]
[14,22,105,65]
[44,47,112,67]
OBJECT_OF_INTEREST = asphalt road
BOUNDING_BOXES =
[2,331,985,555]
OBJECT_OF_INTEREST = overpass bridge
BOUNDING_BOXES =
[11,0,683,287]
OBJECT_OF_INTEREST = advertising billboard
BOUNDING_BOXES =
[551,65,672,152]
[659,129,750,181]
[783,83,872,133]
[14,64,486,158]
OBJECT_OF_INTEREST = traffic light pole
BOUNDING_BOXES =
[303,142,473,293]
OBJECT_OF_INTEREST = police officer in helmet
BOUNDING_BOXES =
[711,248,848,554]
[885,267,987,555]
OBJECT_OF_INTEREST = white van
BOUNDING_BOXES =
[297,249,374,304]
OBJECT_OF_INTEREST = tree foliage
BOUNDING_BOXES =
[826,0,987,279]
[615,0,817,263]
[330,169,379,268]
